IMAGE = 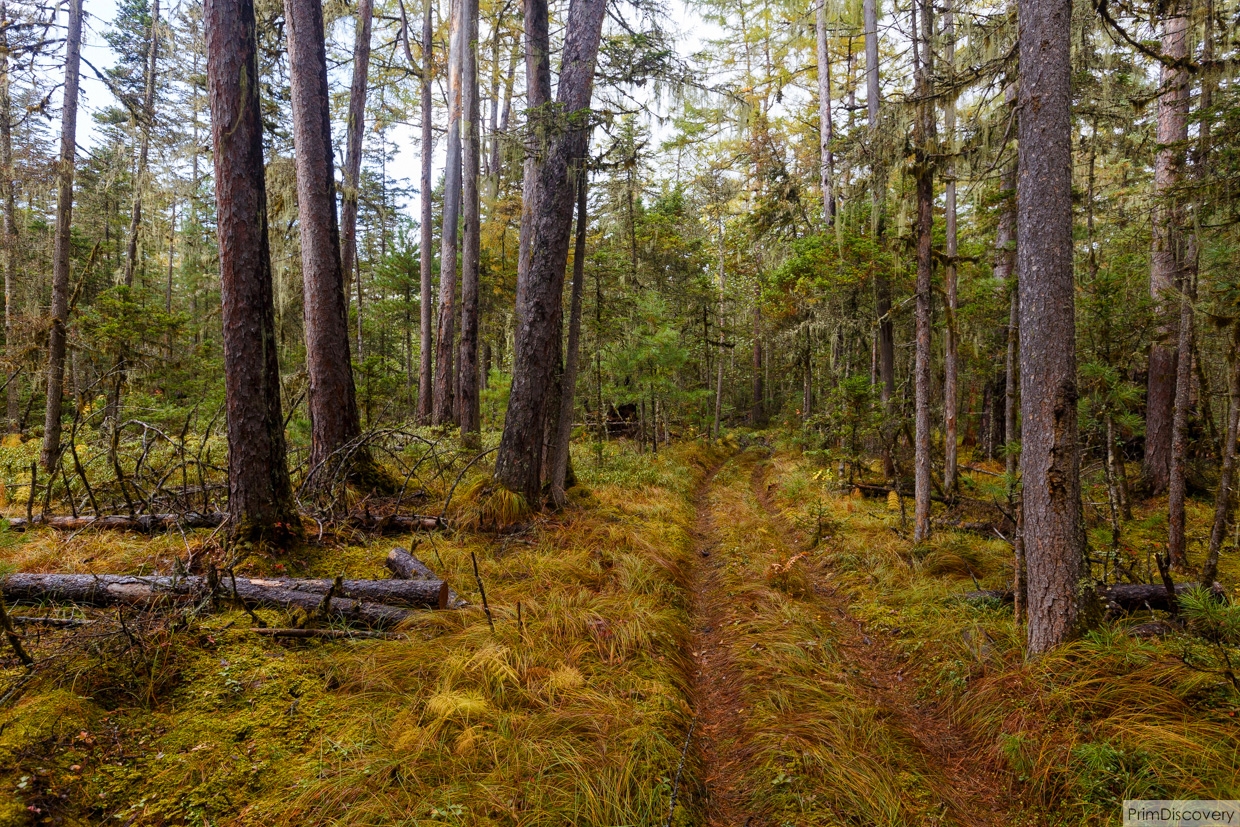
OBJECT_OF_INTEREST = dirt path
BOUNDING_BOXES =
[748,459,1009,827]
[682,454,1010,827]
[685,461,753,826]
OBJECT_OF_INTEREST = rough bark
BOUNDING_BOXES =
[206,0,299,542]
[1144,4,1190,496]
[340,0,375,315]
[912,0,933,544]
[0,573,448,623]
[751,301,764,427]
[417,0,434,424]
[0,3,18,432]
[284,0,368,483]
[433,0,463,426]
[493,0,606,505]
[8,513,225,532]
[1017,0,1089,654]
[549,173,588,506]
[40,0,83,472]
[457,0,481,436]
[1167,277,1194,568]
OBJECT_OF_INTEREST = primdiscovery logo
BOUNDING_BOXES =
[1124,801,1240,826]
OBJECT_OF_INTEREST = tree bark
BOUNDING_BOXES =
[206,0,299,542]
[912,0,934,543]
[433,0,463,426]
[493,0,606,505]
[864,0,894,479]
[1167,274,1194,568]
[284,0,369,485]
[1017,0,1089,654]
[417,0,434,424]
[340,0,375,327]
[0,3,18,432]
[751,299,764,427]
[457,0,481,437]
[1144,4,1189,497]
[40,0,83,472]
[549,173,588,506]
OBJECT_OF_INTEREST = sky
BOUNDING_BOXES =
[70,0,724,224]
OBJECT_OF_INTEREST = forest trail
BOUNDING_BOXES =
[685,453,1012,827]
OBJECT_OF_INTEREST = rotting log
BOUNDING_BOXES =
[252,627,391,640]
[5,511,446,535]
[6,513,226,533]
[0,573,451,626]
[960,582,1226,614]
[387,547,466,608]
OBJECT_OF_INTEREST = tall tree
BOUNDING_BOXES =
[433,0,463,425]
[284,0,370,483]
[0,1,18,432]
[912,0,934,543]
[417,0,434,424]
[340,0,375,323]
[457,0,481,437]
[815,0,833,224]
[1143,0,1189,496]
[493,0,606,505]
[122,0,160,288]
[205,0,298,540]
[942,0,958,497]
[1017,0,1088,654]
[549,172,587,505]
[865,0,895,479]
[40,0,83,472]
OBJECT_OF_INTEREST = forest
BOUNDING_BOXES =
[0,0,1237,819]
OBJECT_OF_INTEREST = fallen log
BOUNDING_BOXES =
[356,514,446,533]
[252,627,391,640]
[0,572,450,627]
[386,547,466,608]
[5,511,446,535]
[959,582,1227,614]
[6,513,226,533]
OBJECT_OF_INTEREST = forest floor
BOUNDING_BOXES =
[0,436,1237,826]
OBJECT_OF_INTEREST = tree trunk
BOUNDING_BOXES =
[340,0,375,330]
[40,0,83,473]
[433,0,463,426]
[1167,273,1194,569]
[0,3,18,433]
[550,173,587,506]
[1203,323,1239,587]
[942,0,958,498]
[492,0,606,506]
[417,0,434,424]
[911,0,933,544]
[1144,4,1190,497]
[123,0,160,289]
[1017,0,1089,654]
[205,0,299,542]
[714,214,726,439]
[457,0,481,437]
[864,0,894,479]
[1,573,447,624]
[285,0,370,486]
[751,299,764,427]
[815,0,834,225]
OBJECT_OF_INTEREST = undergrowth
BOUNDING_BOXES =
[0,437,725,826]
[768,445,1240,826]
